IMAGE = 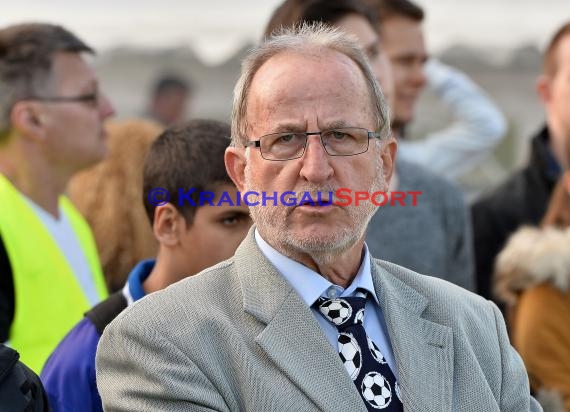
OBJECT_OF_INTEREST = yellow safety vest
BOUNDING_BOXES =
[0,174,107,373]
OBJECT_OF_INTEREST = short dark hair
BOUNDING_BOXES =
[152,74,192,98]
[264,0,378,38]
[142,119,233,225]
[544,21,570,77]
[366,0,424,22]
[0,23,93,140]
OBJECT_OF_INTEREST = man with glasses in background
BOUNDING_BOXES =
[0,23,114,373]
[97,24,538,411]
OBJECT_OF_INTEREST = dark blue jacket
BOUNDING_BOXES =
[40,260,154,412]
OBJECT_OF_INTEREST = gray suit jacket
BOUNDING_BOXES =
[96,229,541,411]
[366,159,475,291]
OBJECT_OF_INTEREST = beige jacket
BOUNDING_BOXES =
[496,226,570,412]
[96,227,539,411]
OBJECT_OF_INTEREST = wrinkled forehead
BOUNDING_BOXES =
[255,47,365,84]
[247,49,370,110]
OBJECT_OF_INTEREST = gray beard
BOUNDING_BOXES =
[244,153,386,263]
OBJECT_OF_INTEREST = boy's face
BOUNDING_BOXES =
[179,184,252,275]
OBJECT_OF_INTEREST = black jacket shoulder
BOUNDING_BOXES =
[0,236,14,342]
[0,344,51,411]
[471,126,559,298]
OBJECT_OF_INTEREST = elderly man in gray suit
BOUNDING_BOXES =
[96,23,540,412]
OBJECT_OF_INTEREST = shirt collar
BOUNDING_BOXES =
[122,259,155,305]
[254,229,379,307]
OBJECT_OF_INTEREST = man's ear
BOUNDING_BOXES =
[153,203,185,247]
[9,101,47,142]
[225,146,247,192]
[380,137,398,184]
[536,75,552,106]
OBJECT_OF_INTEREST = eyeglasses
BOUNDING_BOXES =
[244,127,383,161]
[24,92,99,106]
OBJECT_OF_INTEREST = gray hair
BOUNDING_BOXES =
[231,22,390,147]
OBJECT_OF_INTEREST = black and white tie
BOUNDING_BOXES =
[316,291,403,411]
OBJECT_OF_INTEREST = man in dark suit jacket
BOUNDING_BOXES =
[96,23,540,411]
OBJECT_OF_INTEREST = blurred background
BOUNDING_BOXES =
[2,0,568,198]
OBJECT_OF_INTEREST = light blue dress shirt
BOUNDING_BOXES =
[255,230,398,378]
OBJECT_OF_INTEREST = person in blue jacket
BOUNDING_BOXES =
[40,119,252,412]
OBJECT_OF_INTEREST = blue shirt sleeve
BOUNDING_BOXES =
[40,317,103,412]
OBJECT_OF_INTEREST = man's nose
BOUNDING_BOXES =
[411,64,427,88]
[99,92,116,119]
[299,134,334,183]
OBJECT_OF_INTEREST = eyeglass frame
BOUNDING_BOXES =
[22,92,99,105]
[243,127,384,161]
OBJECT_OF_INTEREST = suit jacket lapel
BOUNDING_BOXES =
[371,262,454,412]
[235,230,366,411]
[257,290,367,411]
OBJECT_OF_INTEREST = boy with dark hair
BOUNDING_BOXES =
[40,119,252,412]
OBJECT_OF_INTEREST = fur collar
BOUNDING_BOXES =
[494,226,570,305]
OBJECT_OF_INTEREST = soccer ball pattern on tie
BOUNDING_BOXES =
[395,381,402,403]
[362,372,392,409]
[319,299,352,325]
[338,332,362,379]
[316,293,403,411]
[367,336,387,364]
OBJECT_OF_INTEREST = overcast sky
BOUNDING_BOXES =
[1,0,568,64]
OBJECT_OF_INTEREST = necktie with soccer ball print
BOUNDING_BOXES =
[315,290,403,411]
